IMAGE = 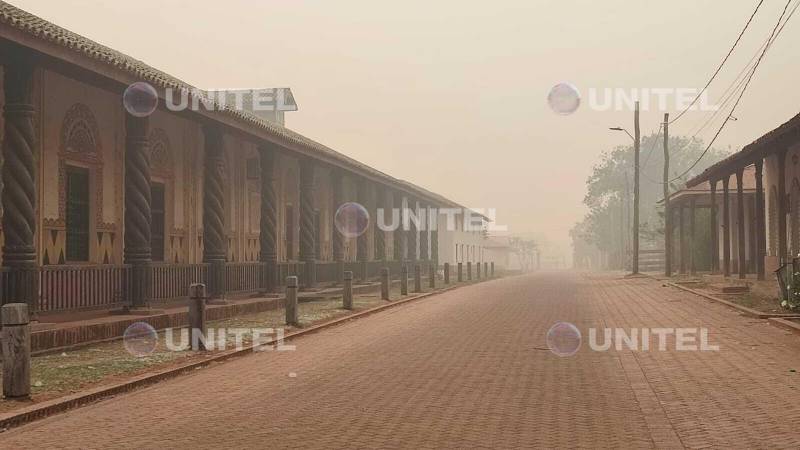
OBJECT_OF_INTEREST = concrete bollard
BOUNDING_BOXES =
[444,263,450,284]
[188,283,207,351]
[414,264,422,292]
[467,262,472,281]
[2,303,31,399]
[477,261,481,279]
[491,261,495,277]
[285,276,299,326]
[484,262,489,279]
[429,264,436,289]
[457,262,463,282]
[400,265,409,295]
[380,268,390,300]
[343,271,354,310]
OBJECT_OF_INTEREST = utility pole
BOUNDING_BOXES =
[663,113,671,277]
[632,101,640,274]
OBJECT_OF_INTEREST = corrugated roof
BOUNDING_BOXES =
[0,1,474,211]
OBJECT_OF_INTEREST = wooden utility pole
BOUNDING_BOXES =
[632,101,641,274]
[663,113,671,277]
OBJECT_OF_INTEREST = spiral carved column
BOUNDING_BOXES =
[202,127,226,298]
[299,159,316,288]
[406,198,418,262]
[124,115,152,308]
[419,203,429,262]
[430,205,439,268]
[393,192,405,262]
[258,144,278,292]
[1,50,38,310]
[356,179,369,279]
[374,185,386,261]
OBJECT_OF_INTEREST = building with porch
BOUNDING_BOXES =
[0,3,489,315]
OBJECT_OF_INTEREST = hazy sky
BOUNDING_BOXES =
[11,0,800,259]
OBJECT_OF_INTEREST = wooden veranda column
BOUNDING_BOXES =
[689,197,697,275]
[202,126,227,298]
[755,159,766,280]
[736,169,746,279]
[374,186,386,261]
[1,49,39,310]
[664,199,673,277]
[722,175,731,277]
[123,115,152,308]
[258,144,278,292]
[299,159,316,288]
[356,179,369,280]
[678,202,686,274]
[709,180,718,274]
[393,193,406,261]
[331,170,344,275]
[406,198,418,262]
[777,149,789,265]
[431,206,439,268]
[419,203,429,261]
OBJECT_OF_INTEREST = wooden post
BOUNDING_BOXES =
[444,262,450,284]
[258,145,279,292]
[476,261,482,279]
[633,101,640,274]
[467,262,472,281]
[690,197,697,275]
[343,271,353,310]
[380,268,390,300]
[722,176,731,277]
[2,303,30,399]
[400,265,408,295]
[755,160,766,280]
[285,276,298,326]
[736,169,746,279]
[188,283,207,351]
[203,126,227,299]
[778,149,789,265]
[429,263,436,288]
[663,113,671,277]
[413,264,421,292]
[491,262,495,277]
[457,262,463,282]
[484,262,488,279]
[678,203,686,274]
[710,180,718,274]
[299,160,316,288]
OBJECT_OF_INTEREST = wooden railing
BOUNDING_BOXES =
[151,263,208,301]
[226,262,265,293]
[38,265,130,313]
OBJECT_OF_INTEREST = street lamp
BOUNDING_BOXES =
[609,101,641,275]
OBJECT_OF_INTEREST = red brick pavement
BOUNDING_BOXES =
[3,272,800,448]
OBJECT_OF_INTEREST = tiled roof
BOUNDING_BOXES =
[0,1,471,210]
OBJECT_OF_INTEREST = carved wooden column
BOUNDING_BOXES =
[202,126,227,298]
[258,144,278,292]
[736,169,746,279]
[356,178,368,279]
[722,175,731,277]
[755,159,766,280]
[709,180,718,274]
[419,203,429,262]
[777,149,789,264]
[678,202,686,274]
[373,185,386,261]
[123,115,152,308]
[299,159,316,288]
[431,206,439,268]
[407,198,418,262]
[393,192,406,261]
[689,197,697,275]
[331,170,344,267]
[1,49,38,310]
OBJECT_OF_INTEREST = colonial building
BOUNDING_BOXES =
[0,3,488,314]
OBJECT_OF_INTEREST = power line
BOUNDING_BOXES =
[668,0,795,183]
[669,0,765,125]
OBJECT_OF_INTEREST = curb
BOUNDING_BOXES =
[0,277,490,431]
[768,317,800,335]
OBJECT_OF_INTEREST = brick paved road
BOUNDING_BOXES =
[4,272,800,448]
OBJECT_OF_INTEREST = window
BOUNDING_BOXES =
[151,183,165,261]
[66,167,90,262]
[285,205,295,260]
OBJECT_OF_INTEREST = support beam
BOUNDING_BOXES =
[755,159,766,280]
[777,149,789,265]
[202,126,227,298]
[1,49,39,310]
[689,197,696,275]
[722,176,731,277]
[709,180,718,274]
[124,114,152,308]
[299,159,316,288]
[258,144,278,292]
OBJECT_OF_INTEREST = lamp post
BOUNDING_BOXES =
[610,101,641,274]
